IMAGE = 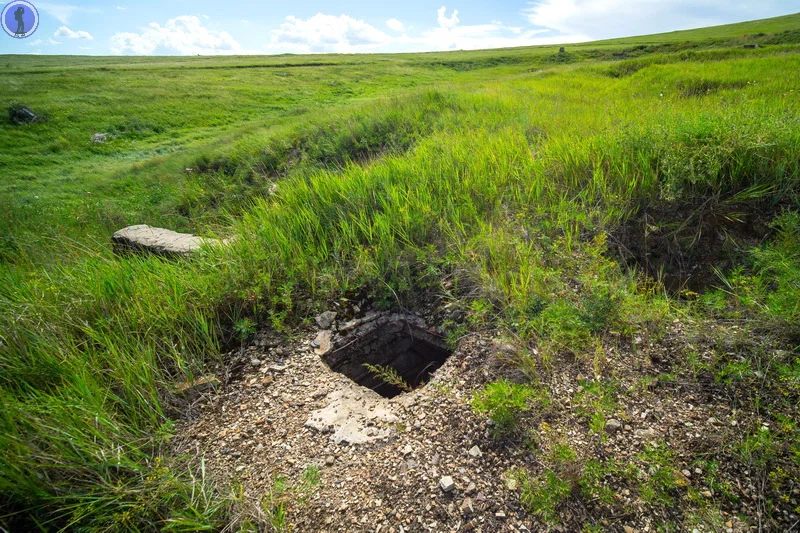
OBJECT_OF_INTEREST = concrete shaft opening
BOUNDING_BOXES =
[323,317,452,398]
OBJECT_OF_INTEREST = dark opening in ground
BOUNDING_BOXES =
[323,318,452,398]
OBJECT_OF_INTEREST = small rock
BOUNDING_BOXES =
[468,445,482,458]
[325,456,335,466]
[495,511,506,519]
[315,311,337,330]
[402,444,414,456]
[112,225,221,256]
[439,476,456,493]
[634,428,657,440]
[465,482,477,495]
[447,309,465,321]
[605,419,623,433]
[623,526,636,533]
[8,105,40,125]
[340,318,362,331]
[459,497,473,515]
[312,330,333,356]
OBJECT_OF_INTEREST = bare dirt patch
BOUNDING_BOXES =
[173,306,798,532]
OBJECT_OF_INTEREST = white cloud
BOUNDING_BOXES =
[28,38,61,46]
[437,6,459,29]
[418,20,563,51]
[55,26,93,40]
[116,6,128,11]
[265,8,591,54]
[523,0,794,41]
[267,13,392,54]
[110,16,244,55]
[386,18,405,33]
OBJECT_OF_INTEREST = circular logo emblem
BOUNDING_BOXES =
[2,1,39,39]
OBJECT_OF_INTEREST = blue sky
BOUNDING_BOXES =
[0,1,797,55]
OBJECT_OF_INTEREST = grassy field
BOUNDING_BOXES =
[1,12,800,532]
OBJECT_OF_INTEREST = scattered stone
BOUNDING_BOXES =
[605,419,623,433]
[92,132,111,144]
[8,105,39,125]
[339,318,362,332]
[439,476,456,493]
[112,225,222,256]
[174,312,788,531]
[634,428,658,440]
[315,311,337,330]
[446,308,465,321]
[312,330,333,356]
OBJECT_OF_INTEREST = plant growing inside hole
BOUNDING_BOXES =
[363,363,412,392]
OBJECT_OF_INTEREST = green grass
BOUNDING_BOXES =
[2,11,800,532]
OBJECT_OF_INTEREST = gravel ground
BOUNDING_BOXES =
[174,307,798,532]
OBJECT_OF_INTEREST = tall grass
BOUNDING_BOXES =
[1,40,799,530]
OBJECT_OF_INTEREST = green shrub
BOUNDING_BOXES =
[517,469,572,523]
[471,380,546,436]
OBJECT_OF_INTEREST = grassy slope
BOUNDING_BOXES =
[1,12,799,532]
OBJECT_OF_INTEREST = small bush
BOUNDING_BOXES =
[517,469,572,523]
[471,380,547,436]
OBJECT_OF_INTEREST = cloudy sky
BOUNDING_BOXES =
[0,1,796,56]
